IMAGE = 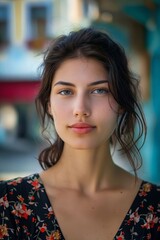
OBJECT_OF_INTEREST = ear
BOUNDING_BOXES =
[118,106,125,115]
[47,101,53,117]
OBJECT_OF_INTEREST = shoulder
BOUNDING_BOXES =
[0,173,41,199]
[135,181,160,229]
[117,180,160,239]
[135,180,160,212]
[0,174,61,239]
[138,181,160,234]
[0,173,43,238]
[139,181,160,204]
[0,173,43,211]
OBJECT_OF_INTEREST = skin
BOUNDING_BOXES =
[48,57,120,191]
[40,57,142,240]
[49,57,118,150]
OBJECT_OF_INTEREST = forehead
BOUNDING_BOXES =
[52,57,108,85]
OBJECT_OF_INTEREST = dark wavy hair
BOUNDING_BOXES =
[35,27,147,176]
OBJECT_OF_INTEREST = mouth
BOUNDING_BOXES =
[68,123,96,134]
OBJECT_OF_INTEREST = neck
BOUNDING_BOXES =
[54,144,118,193]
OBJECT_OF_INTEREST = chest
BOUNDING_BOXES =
[48,190,135,240]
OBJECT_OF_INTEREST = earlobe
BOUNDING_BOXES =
[118,106,125,115]
[48,106,54,121]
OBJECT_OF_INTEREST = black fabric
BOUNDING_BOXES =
[0,173,160,239]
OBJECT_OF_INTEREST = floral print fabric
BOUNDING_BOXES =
[0,173,160,239]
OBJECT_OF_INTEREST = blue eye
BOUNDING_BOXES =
[92,88,109,94]
[58,90,72,95]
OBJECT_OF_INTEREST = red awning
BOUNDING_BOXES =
[0,81,41,103]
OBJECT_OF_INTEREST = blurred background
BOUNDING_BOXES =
[0,0,160,184]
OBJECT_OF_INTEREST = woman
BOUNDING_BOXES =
[0,28,160,240]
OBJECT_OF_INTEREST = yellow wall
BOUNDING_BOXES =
[14,0,23,43]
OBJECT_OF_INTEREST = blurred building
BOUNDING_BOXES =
[0,0,160,183]
[0,0,98,179]
[93,0,160,184]
[0,0,96,142]
[79,0,159,185]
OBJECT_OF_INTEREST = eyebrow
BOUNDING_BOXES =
[53,80,109,87]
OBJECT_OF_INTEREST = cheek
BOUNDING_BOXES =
[99,103,118,128]
[108,96,119,112]
[49,98,64,117]
[99,97,119,115]
[51,103,69,131]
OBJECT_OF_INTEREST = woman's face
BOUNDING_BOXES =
[49,57,119,150]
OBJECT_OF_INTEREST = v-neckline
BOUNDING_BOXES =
[36,173,144,240]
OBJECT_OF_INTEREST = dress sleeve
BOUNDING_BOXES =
[152,184,160,239]
[0,180,19,239]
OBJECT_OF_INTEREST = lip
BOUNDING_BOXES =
[69,123,96,134]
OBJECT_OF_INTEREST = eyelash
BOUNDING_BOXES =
[58,89,72,95]
[58,88,109,96]
[91,88,109,94]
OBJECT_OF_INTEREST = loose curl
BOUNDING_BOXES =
[35,27,147,176]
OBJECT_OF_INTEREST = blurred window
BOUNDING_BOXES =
[82,0,89,17]
[30,6,47,39]
[82,0,99,20]
[0,104,18,143]
[0,4,11,49]
[26,2,52,50]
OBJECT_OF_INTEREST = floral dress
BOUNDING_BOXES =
[0,173,160,240]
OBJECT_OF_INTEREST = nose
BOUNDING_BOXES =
[73,94,91,118]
